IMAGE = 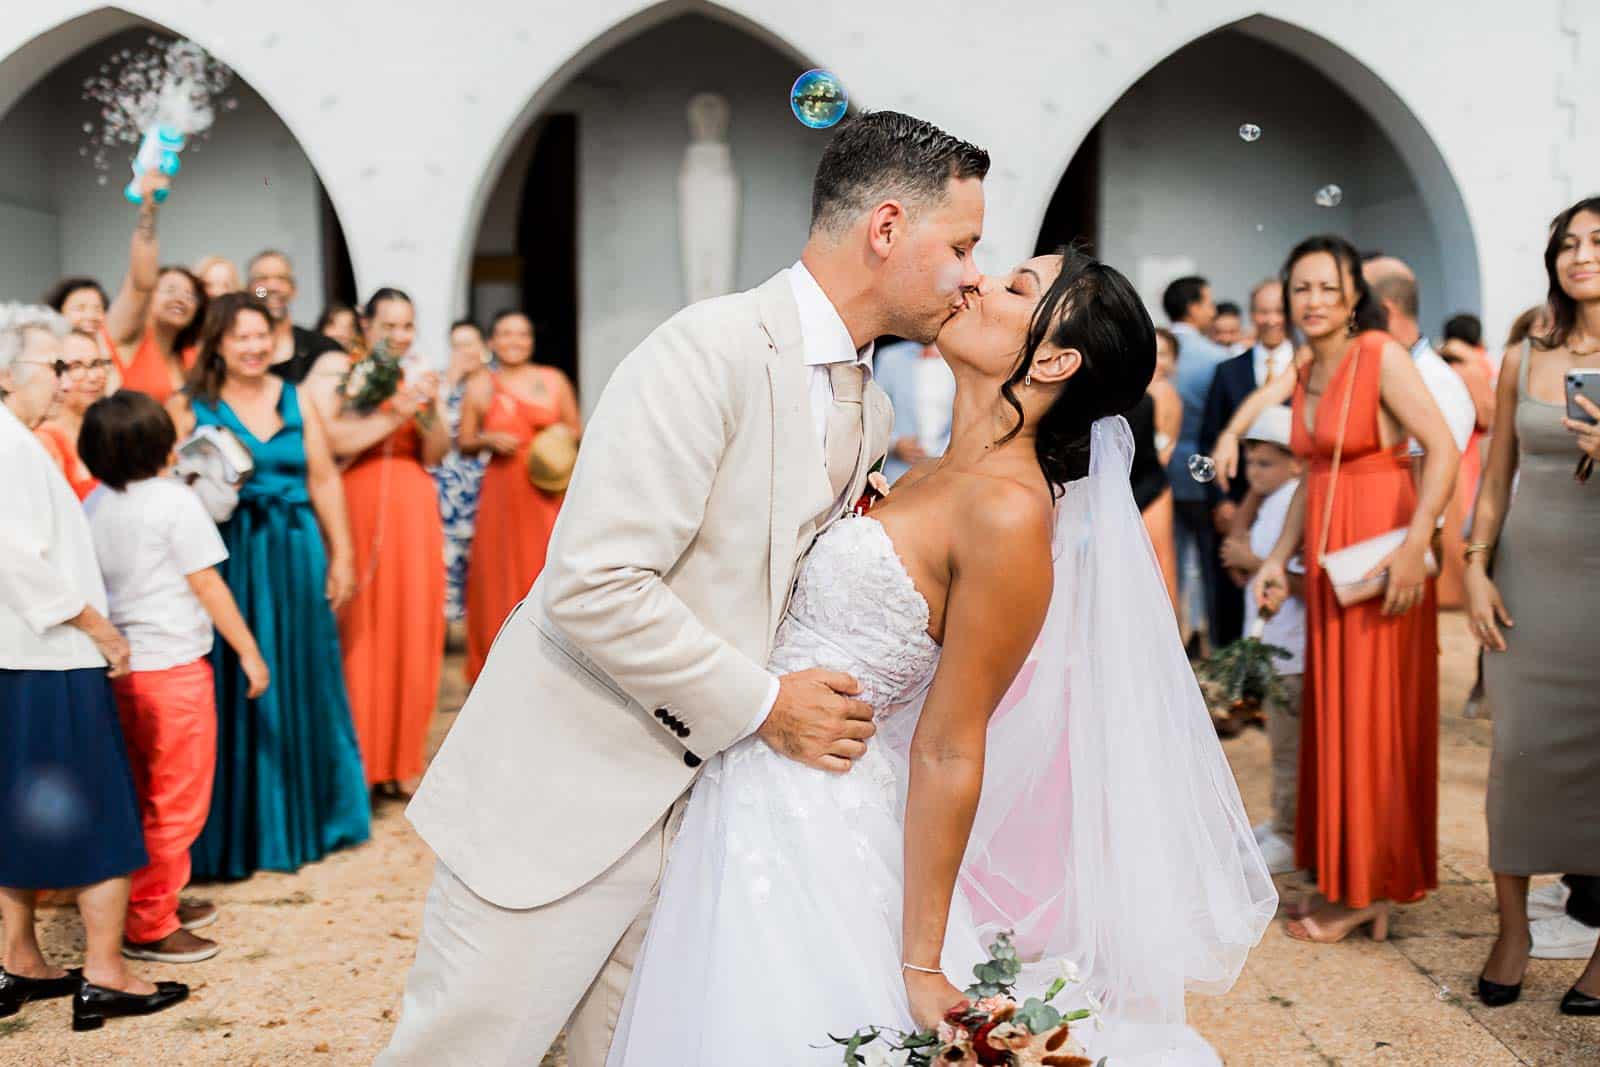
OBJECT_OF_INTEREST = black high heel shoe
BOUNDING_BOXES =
[1560,985,1600,1016]
[1476,973,1522,1007]
[0,967,82,1016]
[72,980,188,1031]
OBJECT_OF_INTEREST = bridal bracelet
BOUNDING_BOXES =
[902,963,943,975]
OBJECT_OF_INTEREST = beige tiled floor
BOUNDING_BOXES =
[4,613,1595,1065]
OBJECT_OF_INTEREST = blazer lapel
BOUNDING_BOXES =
[757,271,830,642]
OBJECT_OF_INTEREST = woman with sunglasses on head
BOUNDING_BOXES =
[1213,235,1458,944]
[33,330,113,501]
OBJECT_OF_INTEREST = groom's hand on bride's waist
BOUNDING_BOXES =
[758,670,875,773]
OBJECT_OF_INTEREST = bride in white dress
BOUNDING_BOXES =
[606,249,1276,1066]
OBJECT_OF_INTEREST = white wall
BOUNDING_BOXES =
[1098,31,1447,332]
[474,14,821,405]
[0,26,327,324]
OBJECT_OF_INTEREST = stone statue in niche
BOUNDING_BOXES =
[678,92,740,305]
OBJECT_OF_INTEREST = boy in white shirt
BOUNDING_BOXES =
[1217,406,1304,876]
[80,392,269,964]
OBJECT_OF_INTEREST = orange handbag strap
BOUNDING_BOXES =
[1315,337,1366,567]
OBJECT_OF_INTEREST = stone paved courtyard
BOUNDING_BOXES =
[3,612,1596,1065]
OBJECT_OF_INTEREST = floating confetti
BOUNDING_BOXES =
[1315,184,1343,208]
[1188,454,1217,483]
[1238,123,1261,142]
[791,69,847,129]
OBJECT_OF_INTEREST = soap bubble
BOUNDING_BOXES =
[1187,454,1217,483]
[253,285,269,299]
[1255,224,1264,232]
[223,97,238,111]
[97,175,108,185]
[1315,184,1343,208]
[791,69,848,129]
[19,766,86,840]
[1238,123,1261,142]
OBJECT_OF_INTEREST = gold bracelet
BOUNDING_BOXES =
[1463,542,1493,563]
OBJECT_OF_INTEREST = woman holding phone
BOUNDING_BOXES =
[1465,196,1600,1017]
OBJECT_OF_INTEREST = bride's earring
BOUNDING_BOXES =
[1023,372,1033,388]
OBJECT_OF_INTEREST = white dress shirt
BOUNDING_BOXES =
[741,264,877,741]
[0,404,107,670]
[1409,337,1475,455]
[1252,339,1296,387]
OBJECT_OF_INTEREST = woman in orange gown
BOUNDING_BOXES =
[1217,235,1458,942]
[306,287,448,795]
[108,266,205,405]
[461,311,581,684]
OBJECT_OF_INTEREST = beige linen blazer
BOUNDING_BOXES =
[407,270,892,908]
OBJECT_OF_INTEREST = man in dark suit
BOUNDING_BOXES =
[1198,278,1294,648]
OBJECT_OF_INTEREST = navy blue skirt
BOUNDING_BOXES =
[0,668,147,888]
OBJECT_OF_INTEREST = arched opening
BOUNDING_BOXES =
[0,11,356,321]
[466,7,825,402]
[1036,16,1481,334]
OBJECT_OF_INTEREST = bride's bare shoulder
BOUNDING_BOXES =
[951,474,1054,560]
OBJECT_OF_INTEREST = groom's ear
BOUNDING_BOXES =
[1030,346,1082,386]
[866,200,909,260]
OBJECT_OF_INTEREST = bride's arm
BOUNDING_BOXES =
[901,481,1053,1028]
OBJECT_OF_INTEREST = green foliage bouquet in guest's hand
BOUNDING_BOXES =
[338,338,437,429]
[1196,614,1292,719]
[338,338,403,415]
[826,933,1104,1066]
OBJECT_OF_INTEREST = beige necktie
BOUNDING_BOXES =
[825,362,866,504]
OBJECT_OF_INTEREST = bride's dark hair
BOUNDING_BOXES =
[999,246,1156,491]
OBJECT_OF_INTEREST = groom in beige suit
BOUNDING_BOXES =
[381,112,990,1067]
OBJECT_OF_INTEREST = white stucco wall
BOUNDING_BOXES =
[0,1,1593,391]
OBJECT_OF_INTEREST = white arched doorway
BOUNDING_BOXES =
[460,1,825,404]
[0,7,355,320]
[1033,14,1481,334]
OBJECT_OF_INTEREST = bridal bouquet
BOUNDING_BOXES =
[827,933,1102,1067]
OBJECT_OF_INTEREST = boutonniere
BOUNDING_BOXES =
[851,456,891,517]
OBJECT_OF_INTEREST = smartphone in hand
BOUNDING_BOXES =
[1566,369,1600,425]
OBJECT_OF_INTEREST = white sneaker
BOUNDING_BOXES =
[1258,832,1298,876]
[1529,914,1600,960]
[1252,821,1274,845]
[1528,881,1573,921]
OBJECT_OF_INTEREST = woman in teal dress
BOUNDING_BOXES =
[168,293,369,879]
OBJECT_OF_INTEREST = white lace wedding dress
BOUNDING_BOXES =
[605,514,1225,1066]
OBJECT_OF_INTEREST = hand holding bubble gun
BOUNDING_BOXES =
[123,125,185,205]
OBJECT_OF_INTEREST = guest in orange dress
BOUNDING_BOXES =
[44,173,175,390]
[107,266,205,405]
[461,311,581,684]
[305,287,448,796]
[1214,235,1458,943]
[34,330,111,500]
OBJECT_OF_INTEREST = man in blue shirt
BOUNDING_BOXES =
[1161,275,1230,652]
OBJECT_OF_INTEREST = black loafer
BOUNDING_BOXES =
[1560,985,1600,1016]
[72,980,188,1031]
[0,967,82,1016]
[1476,974,1522,1007]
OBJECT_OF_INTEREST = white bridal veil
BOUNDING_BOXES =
[889,416,1277,1033]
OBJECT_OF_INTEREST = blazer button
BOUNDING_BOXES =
[684,752,702,768]
[675,726,689,738]
[654,708,667,720]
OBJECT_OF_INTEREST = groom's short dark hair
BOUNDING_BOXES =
[809,111,989,237]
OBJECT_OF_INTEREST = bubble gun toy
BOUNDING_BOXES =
[123,125,185,205]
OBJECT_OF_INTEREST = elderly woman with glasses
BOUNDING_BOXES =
[0,304,188,1028]
[34,330,113,500]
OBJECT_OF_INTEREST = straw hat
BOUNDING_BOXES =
[525,423,578,493]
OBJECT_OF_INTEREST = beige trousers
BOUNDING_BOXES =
[378,802,683,1067]
[1267,673,1304,839]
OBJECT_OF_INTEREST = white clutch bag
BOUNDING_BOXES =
[174,425,255,523]
[1320,527,1438,607]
